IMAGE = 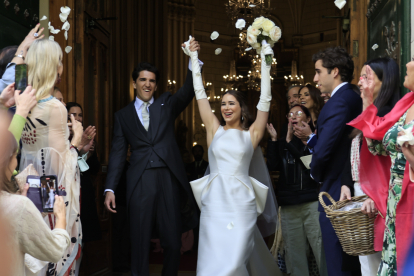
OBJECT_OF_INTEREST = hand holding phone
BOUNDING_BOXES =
[15,64,28,92]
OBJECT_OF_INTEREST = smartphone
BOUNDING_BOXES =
[26,175,43,212]
[15,64,28,92]
[40,175,58,213]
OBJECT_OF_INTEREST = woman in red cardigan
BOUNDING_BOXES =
[348,60,414,275]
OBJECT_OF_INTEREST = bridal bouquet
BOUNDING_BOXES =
[246,16,281,65]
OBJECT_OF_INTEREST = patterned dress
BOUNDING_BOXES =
[367,111,411,276]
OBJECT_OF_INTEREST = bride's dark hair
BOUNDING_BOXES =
[220,90,253,130]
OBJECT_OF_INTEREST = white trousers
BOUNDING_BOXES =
[354,183,382,276]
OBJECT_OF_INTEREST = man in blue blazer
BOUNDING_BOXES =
[310,47,362,276]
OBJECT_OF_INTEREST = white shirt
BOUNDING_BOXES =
[134,96,154,126]
[330,82,348,98]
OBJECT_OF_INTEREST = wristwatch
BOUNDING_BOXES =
[14,54,25,60]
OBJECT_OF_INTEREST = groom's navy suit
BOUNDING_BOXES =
[310,83,361,276]
[105,70,198,276]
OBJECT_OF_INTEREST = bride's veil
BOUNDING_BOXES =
[204,147,278,237]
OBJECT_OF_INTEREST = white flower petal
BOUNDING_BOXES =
[50,29,61,34]
[64,30,68,40]
[62,21,70,31]
[60,6,71,15]
[397,125,414,147]
[334,0,346,10]
[40,16,47,21]
[215,48,222,55]
[227,222,234,230]
[65,46,72,54]
[249,4,256,7]
[49,36,54,41]
[372,44,379,51]
[59,13,69,22]
[245,47,252,51]
[235,19,246,30]
[210,31,219,40]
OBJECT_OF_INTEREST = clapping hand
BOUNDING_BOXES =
[359,65,375,110]
[286,120,294,143]
[293,121,312,141]
[266,123,277,141]
[78,126,96,154]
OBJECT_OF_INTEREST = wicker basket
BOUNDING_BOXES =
[318,192,377,256]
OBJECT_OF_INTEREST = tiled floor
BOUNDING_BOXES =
[97,265,196,276]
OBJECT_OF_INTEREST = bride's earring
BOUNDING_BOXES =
[241,116,244,121]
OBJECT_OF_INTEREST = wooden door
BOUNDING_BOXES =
[367,0,411,95]
[74,1,113,275]
[0,0,39,49]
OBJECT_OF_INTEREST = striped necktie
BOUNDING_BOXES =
[141,102,150,131]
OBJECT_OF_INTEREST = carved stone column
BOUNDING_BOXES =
[167,1,196,155]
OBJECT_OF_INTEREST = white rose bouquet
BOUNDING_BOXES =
[246,16,281,65]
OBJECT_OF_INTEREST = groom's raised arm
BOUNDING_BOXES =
[168,37,202,118]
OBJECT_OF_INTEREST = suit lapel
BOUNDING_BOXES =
[128,101,150,143]
[148,100,162,140]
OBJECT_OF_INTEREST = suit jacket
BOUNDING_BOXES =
[186,159,209,182]
[310,83,362,212]
[105,70,198,229]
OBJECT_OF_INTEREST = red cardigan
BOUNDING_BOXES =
[348,92,414,274]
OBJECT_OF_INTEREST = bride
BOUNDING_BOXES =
[182,37,281,275]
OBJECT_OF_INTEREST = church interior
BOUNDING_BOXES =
[1,0,410,275]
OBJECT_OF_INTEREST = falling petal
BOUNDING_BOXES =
[334,0,346,10]
[62,21,70,31]
[372,44,379,51]
[59,13,69,22]
[210,31,219,40]
[245,47,252,51]
[50,29,61,34]
[60,6,71,15]
[40,16,47,21]
[235,19,246,30]
[49,36,54,41]
[215,48,222,55]
[64,30,68,40]
[65,46,72,54]
[227,222,234,230]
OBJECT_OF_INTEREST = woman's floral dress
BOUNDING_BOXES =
[367,111,411,276]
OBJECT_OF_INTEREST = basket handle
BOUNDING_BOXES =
[318,192,337,211]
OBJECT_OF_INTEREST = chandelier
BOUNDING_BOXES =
[284,61,304,87]
[225,0,272,26]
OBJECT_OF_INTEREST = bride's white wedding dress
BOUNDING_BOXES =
[191,126,282,276]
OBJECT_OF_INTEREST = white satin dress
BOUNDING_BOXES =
[191,126,281,276]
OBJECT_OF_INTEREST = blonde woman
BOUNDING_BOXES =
[19,39,84,276]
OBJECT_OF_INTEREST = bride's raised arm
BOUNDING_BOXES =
[250,41,274,149]
[182,36,220,146]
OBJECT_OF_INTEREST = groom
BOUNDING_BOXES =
[104,38,201,276]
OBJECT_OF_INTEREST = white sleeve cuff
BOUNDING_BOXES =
[307,133,316,144]
[189,59,204,71]
[104,189,114,194]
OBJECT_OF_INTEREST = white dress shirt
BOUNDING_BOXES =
[134,96,155,126]
[330,82,348,98]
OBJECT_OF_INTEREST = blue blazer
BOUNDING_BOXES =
[310,83,362,211]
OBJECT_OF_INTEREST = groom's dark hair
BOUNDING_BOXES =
[132,62,160,83]
[312,46,354,83]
